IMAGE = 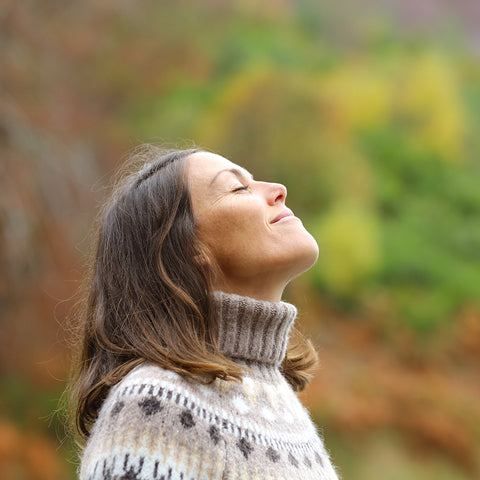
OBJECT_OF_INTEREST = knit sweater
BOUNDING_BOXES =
[79,292,339,480]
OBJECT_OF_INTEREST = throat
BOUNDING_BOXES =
[213,291,297,366]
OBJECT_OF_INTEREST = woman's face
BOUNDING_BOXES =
[188,151,319,301]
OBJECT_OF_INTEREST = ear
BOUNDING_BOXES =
[193,243,213,267]
[193,251,210,266]
[193,242,223,284]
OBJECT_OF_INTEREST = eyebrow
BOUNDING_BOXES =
[209,168,253,186]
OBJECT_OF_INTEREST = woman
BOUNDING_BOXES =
[71,145,339,480]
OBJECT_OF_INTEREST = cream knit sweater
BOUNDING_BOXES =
[79,292,339,480]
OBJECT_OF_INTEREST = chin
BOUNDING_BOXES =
[299,237,320,271]
[283,233,319,279]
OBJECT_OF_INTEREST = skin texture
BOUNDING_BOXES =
[188,151,319,302]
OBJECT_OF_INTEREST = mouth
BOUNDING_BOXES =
[270,209,295,224]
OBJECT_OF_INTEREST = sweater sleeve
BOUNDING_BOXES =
[79,381,227,480]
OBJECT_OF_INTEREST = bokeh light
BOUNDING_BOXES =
[1,1,479,478]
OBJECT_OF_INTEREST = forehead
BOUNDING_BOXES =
[187,151,250,186]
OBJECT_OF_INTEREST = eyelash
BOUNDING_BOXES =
[232,185,249,193]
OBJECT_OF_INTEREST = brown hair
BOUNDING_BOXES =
[68,145,317,440]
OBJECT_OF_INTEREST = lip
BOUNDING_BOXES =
[270,209,295,224]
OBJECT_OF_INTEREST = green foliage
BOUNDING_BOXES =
[312,202,381,296]
[4,3,480,479]
[327,430,474,480]
[120,3,480,334]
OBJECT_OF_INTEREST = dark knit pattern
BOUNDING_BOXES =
[79,293,340,480]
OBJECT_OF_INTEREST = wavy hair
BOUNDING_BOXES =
[68,145,318,440]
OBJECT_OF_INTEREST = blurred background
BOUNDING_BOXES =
[1,0,480,478]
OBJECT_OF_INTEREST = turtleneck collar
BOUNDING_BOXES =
[213,291,297,367]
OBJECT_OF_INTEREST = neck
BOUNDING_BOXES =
[214,278,287,303]
[213,291,297,367]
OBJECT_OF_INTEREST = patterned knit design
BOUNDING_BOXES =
[79,293,340,480]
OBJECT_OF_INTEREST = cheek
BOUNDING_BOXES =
[197,208,267,266]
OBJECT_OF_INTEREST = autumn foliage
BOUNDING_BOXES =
[1,1,479,479]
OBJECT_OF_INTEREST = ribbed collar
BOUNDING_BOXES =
[213,291,297,367]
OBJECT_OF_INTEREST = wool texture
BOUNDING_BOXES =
[79,292,340,480]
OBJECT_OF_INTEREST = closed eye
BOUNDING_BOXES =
[232,185,249,193]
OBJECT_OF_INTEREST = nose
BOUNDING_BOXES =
[266,182,287,206]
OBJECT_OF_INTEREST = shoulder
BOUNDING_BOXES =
[107,362,193,406]
[79,364,226,480]
[88,362,216,438]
